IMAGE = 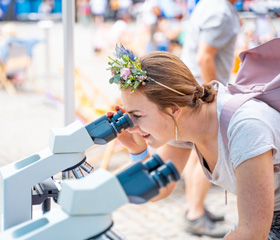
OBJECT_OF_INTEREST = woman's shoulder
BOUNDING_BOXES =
[227,97,280,144]
[234,98,280,124]
[227,99,280,168]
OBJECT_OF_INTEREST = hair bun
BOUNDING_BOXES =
[200,84,216,103]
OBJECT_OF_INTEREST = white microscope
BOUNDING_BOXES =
[0,110,180,240]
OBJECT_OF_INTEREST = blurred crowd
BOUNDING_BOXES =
[76,0,189,56]
[1,0,279,58]
[74,0,279,57]
[0,0,279,91]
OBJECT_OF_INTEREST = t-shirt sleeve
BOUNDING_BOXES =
[228,118,277,169]
[200,13,235,49]
[167,140,194,149]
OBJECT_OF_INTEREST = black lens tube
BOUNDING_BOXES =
[143,154,164,172]
[151,160,180,188]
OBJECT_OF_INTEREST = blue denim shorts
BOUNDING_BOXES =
[268,211,280,240]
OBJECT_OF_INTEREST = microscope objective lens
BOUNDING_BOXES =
[96,234,111,240]
[71,167,84,179]
[105,228,124,240]
[62,171,71,179]
[80,161,94,173]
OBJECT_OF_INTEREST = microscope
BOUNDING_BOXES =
[0,110,180,239]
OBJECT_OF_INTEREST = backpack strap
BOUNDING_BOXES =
[221,38,280,149]
[220,92,260,149]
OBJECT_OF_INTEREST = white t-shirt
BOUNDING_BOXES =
[168,83,280,211]
[90,0,107,15]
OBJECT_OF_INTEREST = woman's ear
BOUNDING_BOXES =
[170,105,182,120]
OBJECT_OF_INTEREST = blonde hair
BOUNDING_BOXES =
[137,51,216,113]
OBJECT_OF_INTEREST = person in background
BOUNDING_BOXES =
[90,0,108,25]
[38,0,54,15]
[138,0,161,52]
[109,0,120,20]
[180,0,240,237]
[77,0,92,26]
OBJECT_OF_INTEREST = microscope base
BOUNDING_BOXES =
[0,208,112,240]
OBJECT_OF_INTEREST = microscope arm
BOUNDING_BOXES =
[0,111,133,231]
[0,155,180,240]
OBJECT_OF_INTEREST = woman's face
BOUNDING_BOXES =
[121,89,175,148]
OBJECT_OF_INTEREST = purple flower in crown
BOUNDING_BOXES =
[115,44,136,61]
[120,68,131,80]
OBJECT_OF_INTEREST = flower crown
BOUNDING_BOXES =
[107,44,151,93]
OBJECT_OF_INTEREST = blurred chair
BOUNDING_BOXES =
[0,37,40,94]
[73,68,128,170]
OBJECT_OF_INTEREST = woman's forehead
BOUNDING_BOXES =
[121,90,154,112]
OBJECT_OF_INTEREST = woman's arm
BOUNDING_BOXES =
[150,144,191,201]
[224,150,274,239]
[197,41,217,83]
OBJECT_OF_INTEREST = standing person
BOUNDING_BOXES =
[180,0,240,236]
[109,0,120,20]
[107,45,280,239]
[90,0,108,25]
[117,0,132,20]
[138,0,161,52]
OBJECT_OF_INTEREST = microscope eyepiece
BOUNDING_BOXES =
[150,160,180,189]
[85,110,134,145]
[143,154,164,172]
[110,109,123,122]
[116,154,180,204]
[109,110,134,134]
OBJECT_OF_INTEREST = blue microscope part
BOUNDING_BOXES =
[85,110,133,145]
[116,154,180,204]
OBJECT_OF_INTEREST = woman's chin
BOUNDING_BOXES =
[147,140,162,149]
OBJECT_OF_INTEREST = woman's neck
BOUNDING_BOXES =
[178,98,219,145]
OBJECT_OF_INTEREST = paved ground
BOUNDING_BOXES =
[2,17,280,239]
